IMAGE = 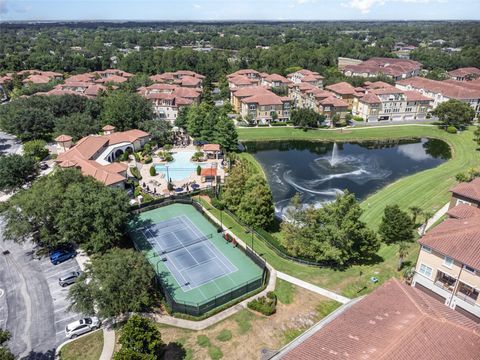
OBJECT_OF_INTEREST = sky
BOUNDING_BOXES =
[0,0,479,21]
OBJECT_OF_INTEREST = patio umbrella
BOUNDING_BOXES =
[191,183,200,190]
[175,187,183,192]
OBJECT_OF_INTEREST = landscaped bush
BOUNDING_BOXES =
[149,165,156,176]
[133,152,141,162]
[247,291,277,316]
[257,124,270,127]
[271,122,287,127]
[447,125,457,134]
[191,151,204,161]
[144,155,152,164]
[196,165,202,175]
[211,197,224,210]
[216,329,232,342]
[352,115,364,122]
[119,151,130,162]
[130,167,142,180]
[197,335,211,348]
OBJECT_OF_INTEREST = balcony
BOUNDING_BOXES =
[434,271,456,293]
[456,282,479,306]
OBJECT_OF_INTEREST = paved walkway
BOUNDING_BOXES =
[276,271,351,304]
[418,202,450,235]
[99,326,115,360]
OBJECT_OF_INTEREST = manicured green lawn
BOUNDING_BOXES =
[211,125,480,297]
[59,330,104,360]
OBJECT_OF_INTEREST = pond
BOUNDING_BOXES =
[246,138,451,219]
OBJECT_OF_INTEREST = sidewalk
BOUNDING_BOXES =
[418,202,450,235]
[276,271,351,304]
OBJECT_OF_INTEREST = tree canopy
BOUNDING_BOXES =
[68,248,158,318]
[0,168,129,253]
[0,154,37,192]
[432,99,476,130]
[114,315,164,360]
[290,108,326,129]
[379,204,416,245]
[280,191,380,266]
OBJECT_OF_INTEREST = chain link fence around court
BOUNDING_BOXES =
[130,197,270,316]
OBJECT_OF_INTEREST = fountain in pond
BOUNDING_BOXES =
[330,142,340,166]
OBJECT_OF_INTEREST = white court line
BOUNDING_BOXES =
[0,288,4,298]
[161,238,192,291]
[46,266,79,279]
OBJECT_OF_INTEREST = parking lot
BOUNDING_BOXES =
[0,219,84,359]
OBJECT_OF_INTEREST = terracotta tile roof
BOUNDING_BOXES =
[279,278,480,360]
[326,82,357,95]
[203,144,220,151]
[55,129,149,186]
[84,84,106,97]
[228,75,255,86]
[419,215,480,270]
[35,88,87,97]
[306,89,333,99]
[402,90,432,102]
[359,92,381,104]
[264,73,290,83]
[22,74,51,84]
[65,73,96,83]
[102,125,115,131]
[95,75,128,84]
[0,75,13,84]
[242,92,284,106]
[231,86,271,98]
[177,75,202,87]
[444,79,480,91]
[172,87,201,99]
[145,83,177,92]
[149,73,173,82]
[397,77,480,100]
[55,134,72,142]
[364,81,394,90]
[201,168,217,177]
[446,204,480,219]
[228,69,260,78]
[448,67,480,77]
[450,178,480,202]
[344,58,421,78]
[320,96,349,108]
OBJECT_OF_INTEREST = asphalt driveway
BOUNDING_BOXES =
[0,218,83,359]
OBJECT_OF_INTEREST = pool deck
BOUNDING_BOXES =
[135,145,226,196]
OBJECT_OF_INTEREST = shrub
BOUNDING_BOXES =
[257,124,270,127]
[133,152,141,162]
[196,165,202,175]
[119,152,130,162]
[196,335,210,348]
[211,197,224,210]
[149,165,156,176]
[144,156,152,164]
[271,122,287,127]
[215,329,232,342]
[130,167,142,180]
[208,346,223,360]
[247,292,277,316]
[23,139,49,161]
[191,151,204,161]
[446,125,457,134]
[352,115,364,122]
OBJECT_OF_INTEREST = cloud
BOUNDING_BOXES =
[0,0,8,14]
[342,0,445,14]
[193,3,201,8]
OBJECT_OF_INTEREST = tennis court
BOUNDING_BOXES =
[129,202,265,315]
[135,215,238,291]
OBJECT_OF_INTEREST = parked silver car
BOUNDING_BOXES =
[58,271,82,287]
[65,317,100,339]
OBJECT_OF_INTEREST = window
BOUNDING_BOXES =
[444,256,454,268]
[421,245,432,253]
[456,198,471,206]
[419,263,433,278]
[463,265,476,274]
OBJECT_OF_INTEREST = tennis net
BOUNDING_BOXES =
[159,233,213,254]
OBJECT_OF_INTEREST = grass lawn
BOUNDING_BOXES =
[59,330,104,360]
[211,125,480,297]
[154,283,337,360]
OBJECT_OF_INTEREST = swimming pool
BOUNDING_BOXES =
[155,151,205,182]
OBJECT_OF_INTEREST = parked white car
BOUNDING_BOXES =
[65,317,101,339]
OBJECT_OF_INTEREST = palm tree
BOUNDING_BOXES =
[421,210,434,235]
[397,242,410,271]
[409,206,422,225]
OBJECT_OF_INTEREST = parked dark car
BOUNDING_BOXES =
[50,248,77,265]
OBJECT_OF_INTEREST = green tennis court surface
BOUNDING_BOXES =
[129,203,264,311]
